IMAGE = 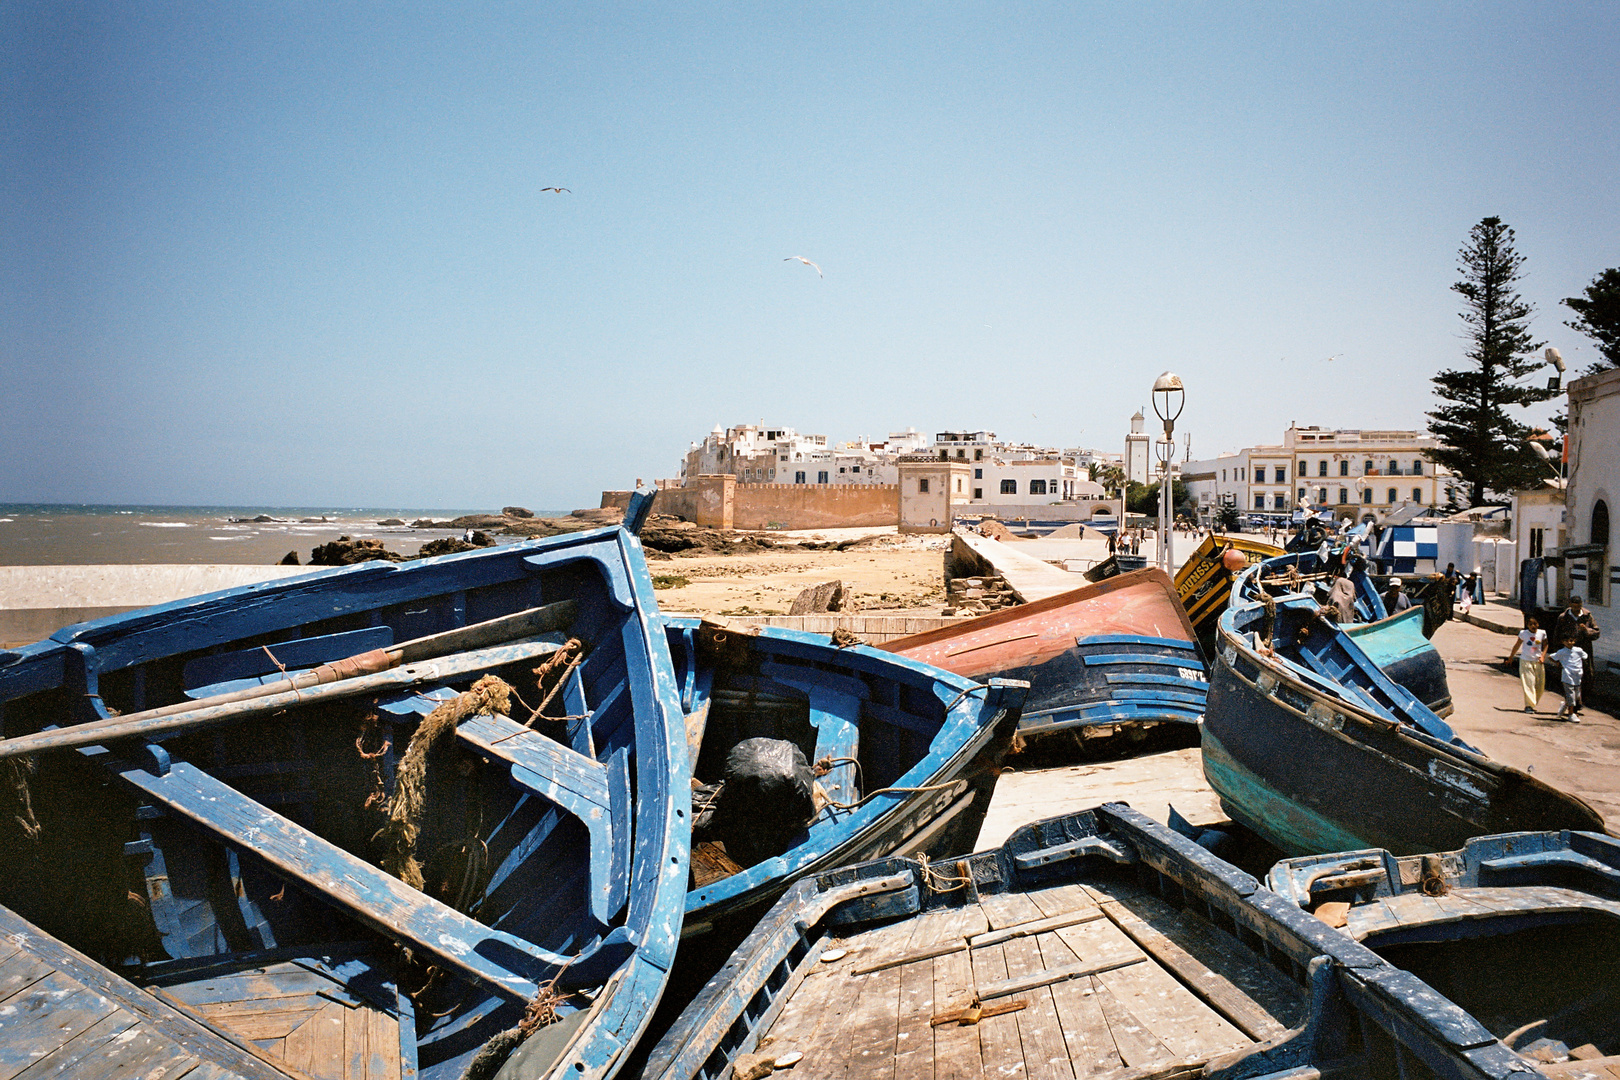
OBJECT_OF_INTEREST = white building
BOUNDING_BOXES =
[679,424,925,486]
[1183,425,1456,524]
[1565,367,1619,674]
[924,430,1106,510]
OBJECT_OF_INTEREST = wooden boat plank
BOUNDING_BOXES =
[1088,978,1176,1069]
[0,978,123,1080]
[773,917,918,1078]
[364,1002,400,1080]
[111,758,557,1001]
[987,912,1077,1080]
[303,998,349,1080]
[0,951,54,1002]
[1025,883,1104,920]
[1096,899,1286,1042]
[1104,893,1301,1032]
[56,1018,201,1080]
[931,906,990,1080]
[836,905,937,1080]
[196,1005,318,1042]
[892,907,966,1080]
[966,936,1026,1079]
[1035,932,1123,1079]
[11,1010,142,1080]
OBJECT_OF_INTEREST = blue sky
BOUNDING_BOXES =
[4,3,1617,509]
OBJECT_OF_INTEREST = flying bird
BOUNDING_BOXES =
[540,187,571,193]
[784,256,823,278]
[1325,354,1342,362]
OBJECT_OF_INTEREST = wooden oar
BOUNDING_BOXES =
[0,601,577,759]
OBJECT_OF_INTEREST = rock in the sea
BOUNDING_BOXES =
[502,506,534,518]
[410,518,441,528]
[308,537,407,566]
[252,514,276,523]
[377,518,405,526]
[417,532,496,558]
[279,551,300,565]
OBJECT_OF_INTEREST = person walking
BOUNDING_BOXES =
[1506,616,1548,713]
[1555,596,1601,700]
[1548,636,1588,721]
[1383,578,1412,613]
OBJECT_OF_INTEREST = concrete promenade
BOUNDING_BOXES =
[0,564,319,646]
[979,612,1620,849]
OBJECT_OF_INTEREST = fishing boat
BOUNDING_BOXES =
[1268,828,1620,1073]
[882,568,1206,753]
[640,801,1563,1080]
[0,504,689,1080]
[1173,533,1282,655]
[1248,545,1453,715]
[1203,557,1603,858]
[663,617,1028,935]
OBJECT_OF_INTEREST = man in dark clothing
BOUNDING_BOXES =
[1555,596,1601,698]
[1384,579,1412,613]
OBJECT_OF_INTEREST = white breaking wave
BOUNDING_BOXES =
[139,522,192,528]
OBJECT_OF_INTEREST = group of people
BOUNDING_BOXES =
[1508,595,1602,721]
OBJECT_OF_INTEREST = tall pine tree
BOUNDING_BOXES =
[1563,267,1620,372]
[1427,217,1556,506]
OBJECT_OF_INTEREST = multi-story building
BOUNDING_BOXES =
[1183,425,1456,524]
[1565,367,1618,673]
[923,431,1106,510]
[678,424,927,487]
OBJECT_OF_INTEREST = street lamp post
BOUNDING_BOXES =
[1151,373,1185,572]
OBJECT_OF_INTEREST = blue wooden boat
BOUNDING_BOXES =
[1268,829,1620,1072]
[0,507,689,1080]
[663,617,1029,935]
[639,802,1566,1080]
[883,568,1206,754]
[1203,558,1603,857]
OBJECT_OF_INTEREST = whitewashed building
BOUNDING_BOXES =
[1183,425,1456,524]
[1565,367,1619,674]
[679,424,925,486]
[924,431,1107,510]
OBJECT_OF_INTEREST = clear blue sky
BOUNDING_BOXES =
[5,3,1617,509]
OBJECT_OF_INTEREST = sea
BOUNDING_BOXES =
[0,504,572,566]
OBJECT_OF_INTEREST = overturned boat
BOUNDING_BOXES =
[0,511,689,1080]
[1204,557,1602,857]
[664,617,1028,935]
[1269,828,1620,1073]
[882,568,1206,753]
[640,802,1570,1080]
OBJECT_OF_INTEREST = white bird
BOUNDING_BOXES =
[784,256,823,278]
[1326,354,1342,363]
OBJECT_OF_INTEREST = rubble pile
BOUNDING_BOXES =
[943,574,1017,616]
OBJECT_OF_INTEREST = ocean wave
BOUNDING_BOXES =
[0,518,12,523]
[140,522,192,528]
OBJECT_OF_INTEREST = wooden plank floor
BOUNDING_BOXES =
[0,905,293,1080]
[756,880,1306,1079]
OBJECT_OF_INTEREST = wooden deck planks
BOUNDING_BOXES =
[893,907,968,1080]
[980,893,1075,1080]
[931,906,990,1080]
[827,908,937,1080]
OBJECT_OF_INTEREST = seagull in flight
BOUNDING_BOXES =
[1325,353,1342,362]
[540,187,571,194]
[784,256,823,278]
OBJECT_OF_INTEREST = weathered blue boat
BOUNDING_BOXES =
[883,568,1206,753]
[640,802,1568,1080]
[664,617,1028,934]
[1203,558,1603,857]
[0,507,689,1080]
[1268,829,1620,1071]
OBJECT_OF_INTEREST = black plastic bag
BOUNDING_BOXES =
[698,737,816,868]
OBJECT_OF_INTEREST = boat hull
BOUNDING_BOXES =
[666,619,1029,933]
[883,568,1205,746]
[0,522,691,1080]
[1203,627,1604,858]
[1345,606,1452,714]
[1174,534,1282,652]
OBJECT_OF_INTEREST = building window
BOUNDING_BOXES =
[1530,527,1545,559]
[918,478,930,493]
[939,450,948,460]
[1030,479,1047,495]
[1274,467,1286,483]
[1274,495,1287,510]
[974,488,983,500]
[1339,487,1348,504]
[1000,479,1017,495]
[1222,470,1227,481]
[1339,460,1349,476]
[1240,468,1245,480]
[1364,460,1373,475]
[1388,461,1398,475]
[956,449,966,458]
[852,466,861,473]
[975,449,983,460]
[974,468,983,479]
[1297,460,1306,476]
[838,467,846,473]
[1298,487,1306,502]
[1362,488,1372,505]
[1255,495,1266,510]
[1318,488,1328,504]
[1318,461,1328,477]
[1412,460,1422,475]
[1413,487,1422,503]
[818,470,829,484]
[769,468,775,479]
[1387,488,1397,504]
[795,471,807,484]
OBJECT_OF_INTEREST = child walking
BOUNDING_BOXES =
[1506,617,1547,713]
[1548,636,1588,722]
